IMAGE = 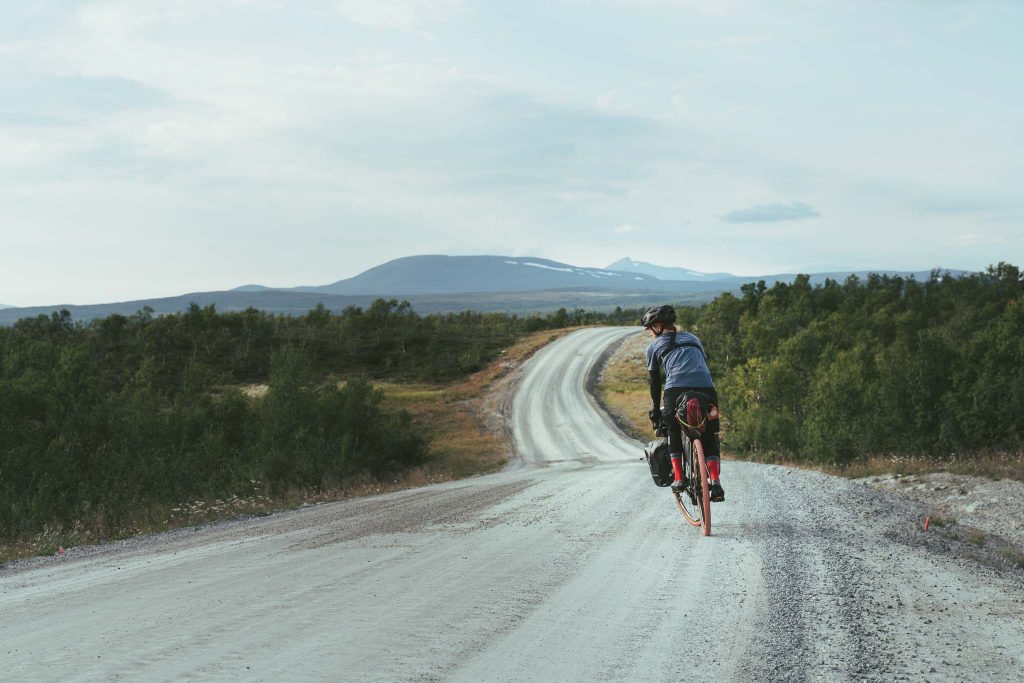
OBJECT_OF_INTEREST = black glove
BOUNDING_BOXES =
[648,409,662,429]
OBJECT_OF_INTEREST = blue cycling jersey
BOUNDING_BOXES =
[645,331,714,389]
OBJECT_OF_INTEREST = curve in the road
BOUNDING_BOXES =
[511,326,638,466]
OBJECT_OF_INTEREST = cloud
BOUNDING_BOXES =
[562,0,747,17]
[331,87,665,191]
[595,89,617,109]
[670,94,689,116]
[0,73,171,122]
[721,202,820,223]
[907,193,1022,216]
[335,0,464,31]
[951,234,1007,247]
[614,223,638,234]
[682,34,769,49]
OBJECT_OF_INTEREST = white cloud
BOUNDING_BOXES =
[76,4,165,41]
[683,34,769,49]
[563,0,748,17]
[671,94,689,116]
[950,233,1009,247]
[721,202,820,223]
[335,0,465,32]
[614,223,638,234]
[595,89,617,109]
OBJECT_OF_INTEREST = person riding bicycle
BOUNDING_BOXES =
[641,305,725,502]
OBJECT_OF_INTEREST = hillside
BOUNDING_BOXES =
[266,255,673,295]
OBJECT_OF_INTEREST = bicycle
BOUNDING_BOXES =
[655,422,712,537]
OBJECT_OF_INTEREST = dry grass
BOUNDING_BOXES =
[819,452,1024,482]
[1,327,581,564]
[966,529,988,546]
[378,327,583,477]
[997,545,1024,570]
[597,331,657,441]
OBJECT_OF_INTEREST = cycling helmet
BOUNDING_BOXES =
[640,305,676,328]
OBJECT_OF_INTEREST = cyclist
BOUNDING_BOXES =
[640,305,725,502]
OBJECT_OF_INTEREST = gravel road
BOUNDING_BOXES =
[2,327,1022,682]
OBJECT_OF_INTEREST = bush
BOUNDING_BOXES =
[692,264,1024,463]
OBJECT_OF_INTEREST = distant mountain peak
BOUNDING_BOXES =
[299,254,660,296]
[606,257,735,282]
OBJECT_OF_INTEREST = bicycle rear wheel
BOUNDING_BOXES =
[674,439,702,527]
[674,489,702,527]
[693,438,712,536]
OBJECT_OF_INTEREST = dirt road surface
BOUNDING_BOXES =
[2,328,1022,681]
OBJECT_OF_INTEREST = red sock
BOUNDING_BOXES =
[707,459,720,481]
[671,456,683,481]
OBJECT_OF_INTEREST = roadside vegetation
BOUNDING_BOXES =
[597,331,654,441]
[599,263,1024,479]
[0,301,637,561]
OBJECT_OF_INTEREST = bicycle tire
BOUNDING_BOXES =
[693,438,712,536]
[674,489,702,527]
[674,439,702,527]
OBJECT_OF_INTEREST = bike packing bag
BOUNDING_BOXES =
[674,390,719,434]
[644,438,674,487]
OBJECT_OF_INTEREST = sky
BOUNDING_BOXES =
[1,0,1022,306]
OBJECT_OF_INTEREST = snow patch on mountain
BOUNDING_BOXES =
[511,261,634,279]
[522,262,574,273]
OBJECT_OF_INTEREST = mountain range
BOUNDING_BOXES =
[234,255,670,295]
[0,255,963,324]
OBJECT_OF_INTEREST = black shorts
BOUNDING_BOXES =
[661,386,720,459]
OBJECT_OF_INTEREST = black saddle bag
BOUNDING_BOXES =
[644,438,673,487]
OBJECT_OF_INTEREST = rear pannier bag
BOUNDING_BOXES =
[644,438,673,487]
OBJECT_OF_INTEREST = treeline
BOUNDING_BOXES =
[690,263,1024,463]
[0,301,638,542]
